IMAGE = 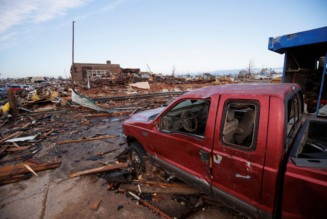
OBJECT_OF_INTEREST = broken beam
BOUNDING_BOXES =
[84,111,131,118]
[119,183,200,195]
[56,135,119,144]
[129,192,172,219]
[68,163,128,177]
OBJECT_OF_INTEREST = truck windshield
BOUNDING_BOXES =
[160,99,210,138]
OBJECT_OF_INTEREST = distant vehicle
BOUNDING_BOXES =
[56,81,62,84]
[40,82,50,87]
[8,84,24,95]
[0,88,8,99]
[23,85,34,91]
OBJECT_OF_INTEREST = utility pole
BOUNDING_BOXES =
[147,63,152,75]
[72,21,75,84]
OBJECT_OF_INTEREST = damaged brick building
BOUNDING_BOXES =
[70,60,140,82]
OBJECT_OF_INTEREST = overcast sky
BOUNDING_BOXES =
[0,0,326,78]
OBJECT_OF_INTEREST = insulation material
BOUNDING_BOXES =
[128,82,150,89]
[51,91,58,97]
[31,91,40,101]
[5,134,39,143]
[71,89,111,113]
[2,102,10,113]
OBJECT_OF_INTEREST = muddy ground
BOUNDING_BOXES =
[0,112,243,219]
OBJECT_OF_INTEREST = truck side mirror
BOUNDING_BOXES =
[154,121,159,130]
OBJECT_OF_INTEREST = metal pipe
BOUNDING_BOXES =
[72,21,75,83]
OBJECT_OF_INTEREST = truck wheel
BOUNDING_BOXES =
[129,142,147,172]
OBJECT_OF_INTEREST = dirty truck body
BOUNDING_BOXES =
[122,84,327,219]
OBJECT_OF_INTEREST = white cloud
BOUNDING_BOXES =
[51,0,128,31]
[0,32,18,41]
[100,0,127,12]
[0,0,89,35]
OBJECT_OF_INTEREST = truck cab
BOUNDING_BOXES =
[123,83,327,219]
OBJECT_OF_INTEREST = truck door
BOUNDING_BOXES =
[149,96,219,196]
[211,94,269,218]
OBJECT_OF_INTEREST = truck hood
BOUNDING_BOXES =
[127,107,165,123]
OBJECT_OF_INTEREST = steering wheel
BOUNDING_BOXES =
[181,111,198,132]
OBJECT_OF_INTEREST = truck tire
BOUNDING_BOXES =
[129,142,147,172]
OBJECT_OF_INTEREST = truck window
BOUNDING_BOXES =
[221,101,259,149]
[286,90,303,146]
[160,99,210,138]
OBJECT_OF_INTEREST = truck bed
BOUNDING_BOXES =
[290,118,327,168]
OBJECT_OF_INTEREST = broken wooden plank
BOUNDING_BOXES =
[24,164,38,176]
[0,124,31,145]
[84,111,132,118]
[68,163,128,177]
[6,146,30,152]
[132,180,193,188]
[13,142,20,148]
[119,183,200,195]
[129,108,138,117]
[56,135,119,145]
[0,174,32,185]
[95,149,118,156]
[0,160,61,178]
[129,192,172,219]
[0,132,21,144]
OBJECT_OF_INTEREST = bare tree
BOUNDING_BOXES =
[246,59,255,78]
[172,66,176,77]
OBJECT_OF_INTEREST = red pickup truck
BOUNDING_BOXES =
[122,83,327,219]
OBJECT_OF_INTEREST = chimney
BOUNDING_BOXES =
[107,60,111,64]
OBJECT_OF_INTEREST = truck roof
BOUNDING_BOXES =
[184,83,300,100]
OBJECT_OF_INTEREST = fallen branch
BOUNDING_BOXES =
[68,163,128,177]
[56,135,119,144]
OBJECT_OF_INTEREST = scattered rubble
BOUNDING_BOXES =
[0,75,250,219]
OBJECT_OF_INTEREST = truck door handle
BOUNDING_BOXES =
[199,149,209,164]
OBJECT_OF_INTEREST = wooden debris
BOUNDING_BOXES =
[89,200,101,210]
[24,164,38,177]
[6,146,30,152]
[0,174,32,185]
[56,135,119,144]
[129,192,172,219]
[97,160,111,166]
[13,142,20,148]
[27,158,46,164]
[119,183,200,195]
[0,132,22,144]
[129,108,138,117]
[152,195,163,201]
[3,124,31,144]
[133,180,193,188]
[0,161,61,178]
[68,163,128,177]
[84,111,131,118]
[95,149,118,156]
